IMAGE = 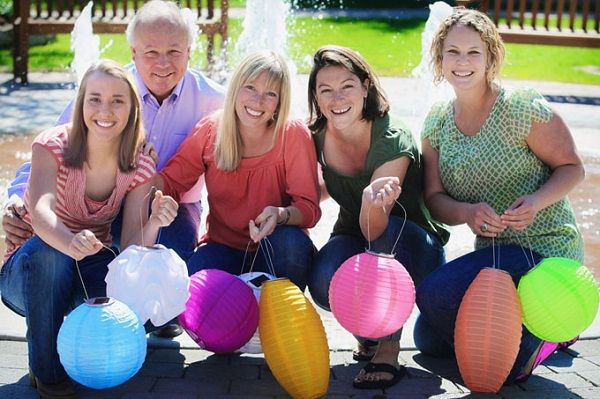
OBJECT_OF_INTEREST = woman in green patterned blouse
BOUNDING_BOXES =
[415,8,585,384]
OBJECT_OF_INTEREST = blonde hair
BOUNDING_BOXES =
[215,51,291,172]
[65,59,144,172]
[430,7,505,86]
[307,45,389,133]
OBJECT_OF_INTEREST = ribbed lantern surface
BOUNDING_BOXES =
[455,268,522,393]
[105,244,190,326]
[518,257,599,342]
[179,269,258,353]
[259,278,329,399]
[329,251,415,339]
[57,297,146,389]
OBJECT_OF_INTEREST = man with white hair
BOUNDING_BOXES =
[3,0,224,348]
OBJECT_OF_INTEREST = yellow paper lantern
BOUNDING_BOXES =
[259,278,329,398]
[455,268,522,393]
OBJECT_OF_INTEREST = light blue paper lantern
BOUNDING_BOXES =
[57,297,147,389]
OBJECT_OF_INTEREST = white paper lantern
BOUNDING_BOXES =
[237,272,275,354]
[105,245,190,326]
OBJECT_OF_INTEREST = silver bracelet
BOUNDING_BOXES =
[277,208,291,225]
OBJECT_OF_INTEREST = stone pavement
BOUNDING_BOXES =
[1,72,600,398]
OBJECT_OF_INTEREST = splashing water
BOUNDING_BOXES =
[230,0,307,115]
[70,2,100,86]
[412,1,454,125]
[233,0,291,63]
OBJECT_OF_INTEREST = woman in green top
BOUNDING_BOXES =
[306,45,448,390]
[415,8,585,384]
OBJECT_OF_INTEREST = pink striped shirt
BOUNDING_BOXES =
[5,125,155,261]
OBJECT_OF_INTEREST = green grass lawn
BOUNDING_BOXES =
[1,17,599,84]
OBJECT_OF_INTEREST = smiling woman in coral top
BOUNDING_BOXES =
[157,50,321,291]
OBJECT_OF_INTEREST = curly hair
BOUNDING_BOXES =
[430,7,505,86]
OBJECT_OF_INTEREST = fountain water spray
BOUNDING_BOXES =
[412,1,454,125]
[230,0,307,115]
[70,2,100,86]
[233,0,291,63]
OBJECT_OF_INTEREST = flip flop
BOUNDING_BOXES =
[352,362,406,390]
[352,340,378,361]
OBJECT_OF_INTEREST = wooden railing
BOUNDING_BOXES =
[12,0,229,83]
[456,0,600,47]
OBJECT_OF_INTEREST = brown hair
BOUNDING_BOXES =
[430,7,505,86]
[307,45,390,132]
[65,59,144,172]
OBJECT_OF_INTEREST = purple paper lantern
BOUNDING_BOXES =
[179,269,258,353]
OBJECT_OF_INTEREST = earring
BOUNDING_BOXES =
[363,97,367,112]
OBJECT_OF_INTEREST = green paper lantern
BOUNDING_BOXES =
[518,257,599,342]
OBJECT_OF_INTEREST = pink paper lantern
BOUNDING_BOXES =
[329,251,415,339]
[179,269,258,353]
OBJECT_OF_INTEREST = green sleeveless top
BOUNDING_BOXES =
[422,87,583,262]
[313,114,449,245]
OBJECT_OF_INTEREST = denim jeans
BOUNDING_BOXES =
[308,216,446,342]
[187,226,316,292]
[0,237,117,384]
[415,244,543,383]
[111,202,201,262]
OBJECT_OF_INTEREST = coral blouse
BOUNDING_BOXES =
[160,116,321,250]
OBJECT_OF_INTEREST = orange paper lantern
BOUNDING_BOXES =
[259,278,329,398]
[455,268,522,393]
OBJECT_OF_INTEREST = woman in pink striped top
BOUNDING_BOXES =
[0,60,178,398]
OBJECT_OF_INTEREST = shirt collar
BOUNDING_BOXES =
[130,64,185,105]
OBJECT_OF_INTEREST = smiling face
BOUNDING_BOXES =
[441,25,488,91]
[83,72,132,143]
[315,65,369,132]
[131,20,190,103]
[234,71,281,133]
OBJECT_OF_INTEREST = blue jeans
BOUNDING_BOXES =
[111,202,201,262]
[187,226,315,292]
[0,237,117,384]
[415,244,543,383]
[308,217,446,342]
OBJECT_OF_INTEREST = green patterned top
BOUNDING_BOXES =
[422,87,583,262]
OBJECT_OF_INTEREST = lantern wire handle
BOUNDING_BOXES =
[390,200,408,255]
[491,237,499,269]
[240,238,277,277]
[261,237,277,277]
[514,233,537,268]
[241,240,261,274]
[74,245,118,301]
[365,199,407,255]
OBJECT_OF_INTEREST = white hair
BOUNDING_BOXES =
[125,0,198,49]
